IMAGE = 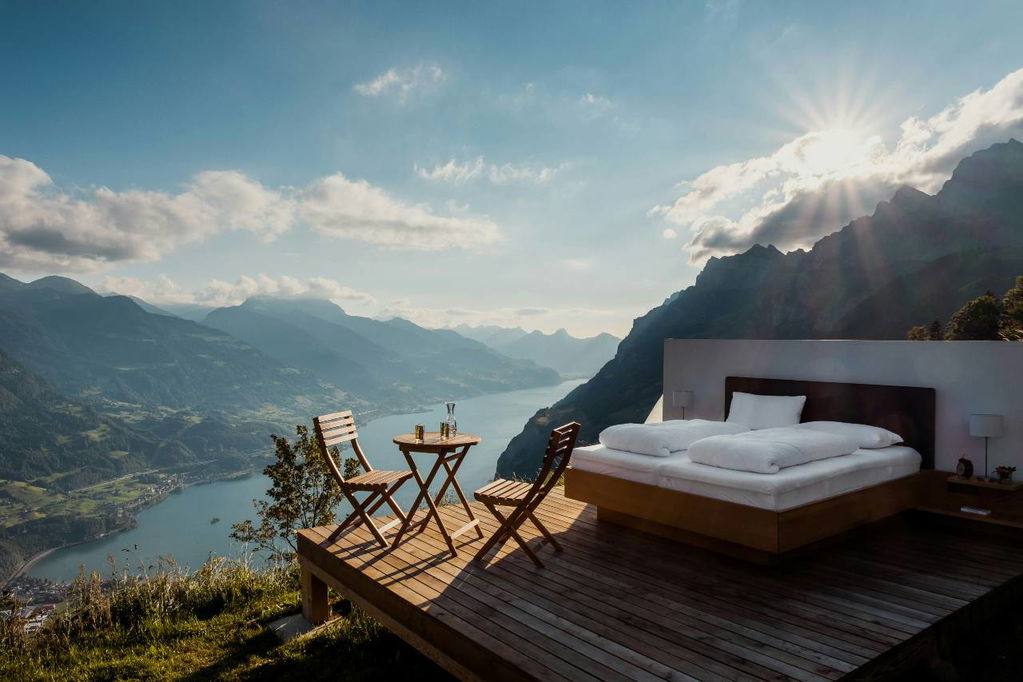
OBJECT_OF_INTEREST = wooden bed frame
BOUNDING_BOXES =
[564,376,936,562]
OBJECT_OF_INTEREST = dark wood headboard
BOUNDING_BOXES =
[724,376,936,469]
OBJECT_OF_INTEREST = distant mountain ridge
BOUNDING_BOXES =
[203,297,560,408]
[496,139,1023,478]
[453,324,530,347]
[0,276,357,469]
[453,324,620,378]
[0,283,352,418]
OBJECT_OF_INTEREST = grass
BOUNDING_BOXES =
[81,424,111,442]
[1,557,451,682]
[1,482,49,504]
[0,477,166,530]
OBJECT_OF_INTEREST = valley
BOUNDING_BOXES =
[0,276,607,583]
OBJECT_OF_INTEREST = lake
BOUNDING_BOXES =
[29,378,584,582]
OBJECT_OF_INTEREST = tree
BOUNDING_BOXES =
[907,319,945,341]
[231,424,355,562]
[1001,276,1023,341]
[945,291,1002,340]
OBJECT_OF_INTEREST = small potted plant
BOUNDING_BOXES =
[995,465,1016,484]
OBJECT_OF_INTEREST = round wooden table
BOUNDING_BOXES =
[390,432,484,556]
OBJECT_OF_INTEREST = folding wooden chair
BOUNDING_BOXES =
[313,410,413,548]
[473,422,581,567]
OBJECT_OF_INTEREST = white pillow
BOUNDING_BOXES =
[726,392,806,430]
[794,421,903,449]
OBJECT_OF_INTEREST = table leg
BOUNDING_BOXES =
[411,453,448,535]
[390,448,429,548]
[392,449,456,555]
[434,446,483,539]
[417,453,457,555]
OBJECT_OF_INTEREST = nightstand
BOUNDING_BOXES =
[947,475,1023,493]
[917,470,1023,528]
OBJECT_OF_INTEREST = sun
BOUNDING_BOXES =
[799,127,882,178]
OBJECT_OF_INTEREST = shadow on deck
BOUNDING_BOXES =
[296,488,1023,681]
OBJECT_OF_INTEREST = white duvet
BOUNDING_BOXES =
[598,419,748,457]
[687,426,858,474]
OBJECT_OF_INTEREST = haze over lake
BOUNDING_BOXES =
[29,379,584,582]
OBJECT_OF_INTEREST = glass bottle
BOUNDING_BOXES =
[445,402,457,438]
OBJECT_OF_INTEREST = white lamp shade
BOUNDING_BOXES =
[672,390,694,409]
[969,414,1004,438]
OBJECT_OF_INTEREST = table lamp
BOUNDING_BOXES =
[970,414,1004,481]
[672,390,694,419]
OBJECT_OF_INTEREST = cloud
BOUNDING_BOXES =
[415,157,568,185]
[188,170,296,239]
[0,158,500,272]
[353,62,445,103]
[0,159,292,273]
[300,173,500,250]
[98,274,377,309]
[653,67,1023,263]
[514,307,550,317]
[495,82,631,130]
[579,93,613,108]
[662,228,678,239]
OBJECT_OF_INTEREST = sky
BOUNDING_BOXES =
[2,0,1023,337]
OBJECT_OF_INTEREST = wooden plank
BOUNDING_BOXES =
[297,555,485,682]
[534,501,918,646]
[532,500,906,649]
[306,527,614,682]
[298,531,567,682]
[360,503,855,681]
[297,489,1023,682]
[323,431,358,447]
[350,507,782,681]
[341,531,666,682]
[457,508,851,680]
[316,410,354,423]
[375,512,736,681]
[947,475,1023,492]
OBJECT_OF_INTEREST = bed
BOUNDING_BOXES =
[564,376,936,562]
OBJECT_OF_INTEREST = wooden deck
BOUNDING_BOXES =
[296,489,1023,681]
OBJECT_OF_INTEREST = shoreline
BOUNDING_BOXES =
[6,547,61,585]
[3,468,261,588]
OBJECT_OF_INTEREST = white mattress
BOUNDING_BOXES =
[570,444,686,485]
[571,444,921,511]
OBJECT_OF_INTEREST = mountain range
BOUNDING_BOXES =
[0,273,560,498]
[496,138,1023,478]
[453,325,620,378]
[202,298,559,408]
